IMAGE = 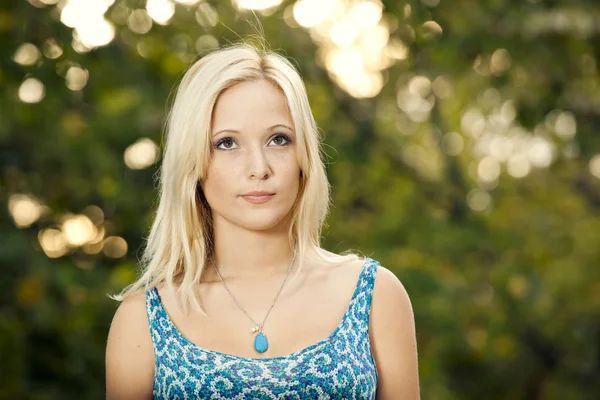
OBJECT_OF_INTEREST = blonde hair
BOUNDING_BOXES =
[111,42,362,314]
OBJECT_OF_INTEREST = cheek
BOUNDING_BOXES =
[280,164,301,198]
[203,162,234,201]
[274,151,300,174]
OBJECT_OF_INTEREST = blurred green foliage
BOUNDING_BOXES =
[1,0,599,399]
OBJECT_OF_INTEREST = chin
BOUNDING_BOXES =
[233,209,292,231]
[244,216,288,231]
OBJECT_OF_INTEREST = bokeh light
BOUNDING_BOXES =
[554,111,577,140]
[82,205,105,226]
[42,38,63,59]
[128,9,153,34]
[18,78,45,104]
[124,138,160,170]
[196,3,218,28]
[293,0,335,28]
[441,132,464,156]
[196,34,219,52]
[478,156,501,183]
[83,226,106,255]
[65,65,89,91]
[103,236,128,258]
[8,194,47,228]
[351,1,382,28]
[146,0,175,25]
[235,0,283,10]
[61,214,98,247]
[490,48,512,75]
[175,0,202,5]
[292,0,395,98]
[13,43,41,66]
[590,154,600,179]
[467,189,492,212]
[38,228,69,258]
[60,0,115,48]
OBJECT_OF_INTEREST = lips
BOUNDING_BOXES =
[241,191,275,197]
[241,192,275,204]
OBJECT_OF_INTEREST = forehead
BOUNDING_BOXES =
[211,79,293,130]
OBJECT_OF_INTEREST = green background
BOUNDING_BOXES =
[1,0,599,398]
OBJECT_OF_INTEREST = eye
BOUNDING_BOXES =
[270,134,292,146]
[214,137,238,150]
[213,134,292,151]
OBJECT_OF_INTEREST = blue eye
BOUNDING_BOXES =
[213,134,292,151]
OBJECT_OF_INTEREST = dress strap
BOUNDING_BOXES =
[358,258,379,315]
[363,258,379,307]
[145,286,159,322]
[145,286,170,350]
[343,258,379,330]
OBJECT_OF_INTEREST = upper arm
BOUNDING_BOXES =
[105,292,154,400]
[370,266,420,399]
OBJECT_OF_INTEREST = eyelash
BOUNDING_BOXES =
[213,134,292,151]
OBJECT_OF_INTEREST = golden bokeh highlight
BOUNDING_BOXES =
[478,156,501,183]
[82,205,105,226]
[124,138,160,170]
[291,0,397,98]
[196,35,219,52]
[103,236,128,258]
[175,0,202,5]
[13,43,41,66]
[42,38,63,59]
[61,214,98,247]
[60,0,115,48]
[38,228,69,258]
[490,48,512,75]
[83,226,106,255]
[8,194,47,228]
[146,0,175,25]
[460,98,560,181]
[467,189,492,212]
[128,9,153,34]
[235,0,283,10]
[441,132,464,156]
[18,78,45,104]
[589,154,600,179]
[195,3,218,28]
[65,65,89,91]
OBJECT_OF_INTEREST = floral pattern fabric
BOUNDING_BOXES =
[145,258,380,399]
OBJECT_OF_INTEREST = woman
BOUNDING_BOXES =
[105,43,419,399]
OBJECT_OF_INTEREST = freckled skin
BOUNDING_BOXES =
[201,79,301,233]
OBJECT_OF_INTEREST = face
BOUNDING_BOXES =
[201,79,301,232]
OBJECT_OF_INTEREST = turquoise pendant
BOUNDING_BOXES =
[254,333,268,353]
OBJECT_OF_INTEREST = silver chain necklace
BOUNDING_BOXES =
[209,248,297,353]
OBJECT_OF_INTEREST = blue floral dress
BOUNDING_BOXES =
[145,258,380,399]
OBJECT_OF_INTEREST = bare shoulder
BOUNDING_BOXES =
[105,290,154,400]
[314,252,366,288]
[370,264,420,399]
[372,265,413,310]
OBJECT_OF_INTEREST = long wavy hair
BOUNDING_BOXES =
[111,43,362,315]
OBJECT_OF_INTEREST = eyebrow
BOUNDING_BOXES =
[213,124,293,137]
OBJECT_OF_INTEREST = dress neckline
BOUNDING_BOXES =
[149,257,372,362]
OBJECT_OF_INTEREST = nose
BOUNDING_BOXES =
[247,146,271,179]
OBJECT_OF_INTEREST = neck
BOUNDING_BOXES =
[207,217,299,279]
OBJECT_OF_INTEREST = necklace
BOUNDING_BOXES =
[209,248,297,354]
